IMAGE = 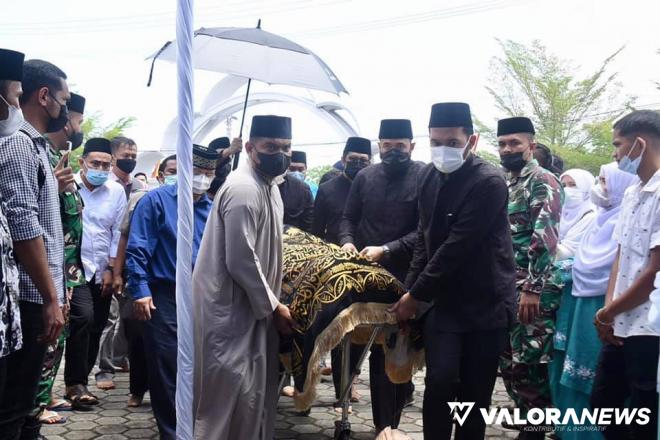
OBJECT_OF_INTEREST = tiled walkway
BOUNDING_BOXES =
[44,361,522,439]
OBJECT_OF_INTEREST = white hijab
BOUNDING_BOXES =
[556,169,596,259]
[559,168,595,240]
[572,163,639,297]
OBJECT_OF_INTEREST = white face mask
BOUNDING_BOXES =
[192,174,211,194]
[590,183,610,208]
[563,186,585,208]
[430,140,469,174]
[0,94,24,138]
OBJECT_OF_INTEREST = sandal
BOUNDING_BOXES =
[39,409,67,425]
[65,385,99,411]
[48,399,73,412]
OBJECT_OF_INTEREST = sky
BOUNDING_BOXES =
[2,0,659,168]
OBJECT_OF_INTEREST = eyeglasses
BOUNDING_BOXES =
[86,160,112,171]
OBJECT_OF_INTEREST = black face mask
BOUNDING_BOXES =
[381,149,410,175]
[500,152,528,172]
[69,131,84,149]
[46,94,69,133]
[116,158,137,174]
[256,152,290,178]
[344,160,368,180]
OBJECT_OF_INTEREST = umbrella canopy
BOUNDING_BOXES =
[149,26,348,95]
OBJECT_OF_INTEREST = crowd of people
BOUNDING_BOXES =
[0,47,659,440]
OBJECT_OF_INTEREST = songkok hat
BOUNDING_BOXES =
[0,49,24,82]
[344,137,372,157]
[193,143,220,170]
[209,137,230,150]
[378,119,413,140]
[429,102,473,131]
[291,151,307,165]
[83,137,112,155]
[497,117,535,136]
[68,93,86,114]
[249,115,292,139]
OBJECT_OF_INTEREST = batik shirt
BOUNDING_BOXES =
[507,159,563,294]
[0,203,22,357]
[48,147,86,288]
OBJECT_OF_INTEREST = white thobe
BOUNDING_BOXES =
[192,164,283,440]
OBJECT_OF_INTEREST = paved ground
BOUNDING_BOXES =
[43,359,522,439]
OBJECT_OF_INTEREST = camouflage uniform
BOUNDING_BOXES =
[499,159,563,415]
[34,147,86,408]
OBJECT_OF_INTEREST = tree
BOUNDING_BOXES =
[306,164,334,185]
[70,113,136,172]
[480,39,635,174]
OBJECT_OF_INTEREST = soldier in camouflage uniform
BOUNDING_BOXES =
[35,93,87,417]
[496,117,563,439]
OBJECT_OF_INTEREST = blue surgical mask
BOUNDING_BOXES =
[163,175,178,186]
[288,170,305,181]
[85,169,109,186]
[618,139,644,175]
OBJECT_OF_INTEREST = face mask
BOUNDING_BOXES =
[381,149,410,175]
[618,139,644,175]
[345,160,368,180]
[0,94,24,138]
[84,166,109,187]
[500,151,528,172]
[288,170,305,181]
[589,183,610,208]
[563,186,585,208]
[192,174,212,194]
[69,131,84,149]
[163,175,178,186]
[46,93,69,134]
[116,158,137,174]
[256,152,291,178]
[431,141,469,174]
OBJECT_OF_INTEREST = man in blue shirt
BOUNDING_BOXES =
[125,144,217,440]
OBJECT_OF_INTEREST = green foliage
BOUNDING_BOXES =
[69,112,136,172]
[306,165,334,185]
[479,39,634,172]
[476,150,501,167]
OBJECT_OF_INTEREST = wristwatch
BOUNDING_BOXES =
[382,245,391,259]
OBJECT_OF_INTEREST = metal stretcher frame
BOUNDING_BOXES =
[278,324,383,440]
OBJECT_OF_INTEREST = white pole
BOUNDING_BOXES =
[175,0,194,438]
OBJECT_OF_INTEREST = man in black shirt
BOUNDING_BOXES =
[278,162,314,232]
[390,102,516,440]
[339,119,423,434]
[312,136,372,245]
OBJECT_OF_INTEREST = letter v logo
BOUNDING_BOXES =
[448,402,475,426]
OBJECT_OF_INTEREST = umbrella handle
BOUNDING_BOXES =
[233,78,252,170]
[147,41,172,87]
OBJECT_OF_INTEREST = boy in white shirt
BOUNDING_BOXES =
[591,110,660,439]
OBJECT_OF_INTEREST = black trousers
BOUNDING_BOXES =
[369,345,413,432]
[0,301,48,440]
[143,282,177,440]
[590,336,659,440]
[123,317,149,396]
[64,281,111,386]
[423,323,508,440]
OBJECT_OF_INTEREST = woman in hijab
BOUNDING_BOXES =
[557,169,597,260]
[550,163,639,439]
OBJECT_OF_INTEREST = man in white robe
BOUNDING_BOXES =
[192,115,296,440]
